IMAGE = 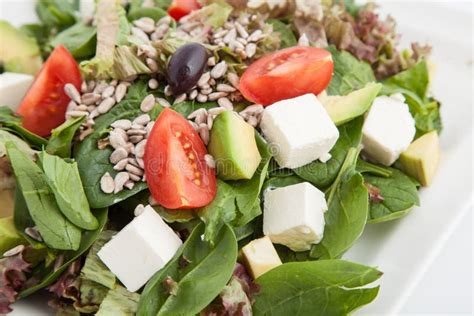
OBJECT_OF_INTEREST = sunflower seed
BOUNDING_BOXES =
[100,172,115,194]
[97,97,115,114]
[87,80,97,91]
[207,56,216,66]
[146,121,155,136]
[207,115,214,130]
[237,37,248,45]
[25,227,43,242]
[211,61,228,79]
[3,245,25,257]
[209,92,228,101]
[248,30,263,42]
[189,89,198,100]
[134,204,145,216]
[223,28,237,44]
[124,142,135,154]
[115,83,128,102]
[114,172,130,193]
[208,107,227,116]
[146,58,158,72]
[164,85,173,96]
[127,129,147,136]
[81,81,88,93]
[189,120,199,130]
[230,40,245,51]
[196,94,208,103]
[135,140,147,158]
[157,15,172,26]
[64,83,81,103]
[216,83,236,93]
[128,172,141,182]
[227,72,240,88]
[111,119,132,130]
[124,180,135,190]
[298,33,310,46]
[245,43,257,58]
[217,97,233,109]
[148,78,159,89]
[235,22,249,38]
[110,147,128,164]
[133,17,155,33]
[195,111,207,125]
[76,104,88,111]
[188,108,206,120]
[126,164,144,176]
[113,158,129,171]
[156,97,171,108]
[198,124,210,145]
[241,104,264,115]
[247,115,259,127]
[136,157,145,169]
[109,130,128,149]
[132,26,150,42]
[200,88,213,95]
[197,72,211,87]
[102,86,115,98]
[141,94,156,112]
[67,100,77,112]
[132,115,149,127]
[213,29,228,38]
[94,81,108,94]
[204,154,216,169]
[174,93,187,104]
[130,135,145,144]
[67,110,89,118]
[81,93,101,105]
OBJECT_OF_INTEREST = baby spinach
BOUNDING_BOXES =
[311,148,369,259]
[356,159,393,178]
[50,23,97,59]
[268,19,297,48]
[19,208,108,299]
[74,82,151,208]
[365,168,420,224]
[253,260,382,316]
[326,46,376,96]
[13,189,45,249]
[137,223,237,316]
[6,142,81,251]
[36,0,78,29]
[294,116,363,189]
[46,116,85,158]
[0,106,47,148]
[0,130,37,159]
[128,7,167,22]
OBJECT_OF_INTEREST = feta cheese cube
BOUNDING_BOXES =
[98,206,182,292]
[362,94,416,166]
[260,94,339,169]
[0,73,33,110]
[241,236,282,279]
[263,182,328,252]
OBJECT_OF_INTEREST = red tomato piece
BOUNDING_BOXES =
[239,46,334,106]
[144,108,217,209]
[17,45,82,137]
[168,0,201,21]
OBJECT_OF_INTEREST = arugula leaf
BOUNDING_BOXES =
[364,168,420,224]
[6,142,81,251]
[74,82,152,208]
[96,285,140,316]
[294,116,363,189]
[268,19,297,49]
[310,148,369,259]
[50,23,97,59]
[253,260,382,315]
[0,106,48,148]
[81,230,116,289]
[326,46,376,96]
[18,208,108,299]
[137,223,237,316]
[46,116,85,158]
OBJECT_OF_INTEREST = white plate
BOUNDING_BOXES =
[4,1,473,315]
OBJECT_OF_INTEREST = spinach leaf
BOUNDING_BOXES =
[13,189,45,249]
[310,148,368,259]
[128,7,167,22]
[74,82,152,208]
[96,286,140,316]
[262,174,304,192]
[294,116,363,189]
[36,0,78,29]
[40,151,99,230]
[81,230,116,289]
[6,142,82,251]
[50,23,97,59]
[137,223,237,316]
[356,159,392,178]
[19,208,108,298]
[326,46,376,96]
[0,130,37,160]
[268,19,297,49]
[46,116,85,158]
[364,168,419,224]
[0,106,47,148]
[253,260,382,315]
[274,244,312,263]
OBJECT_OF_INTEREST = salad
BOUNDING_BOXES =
[0,0,443,315]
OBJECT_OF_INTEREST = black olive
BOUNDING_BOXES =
[167,43,208,96]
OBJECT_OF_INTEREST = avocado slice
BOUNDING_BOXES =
[0,216,25,256]
[208,111,261,180]
[319,82,382,125]
[399,131,440,187]
[0,21,42,75]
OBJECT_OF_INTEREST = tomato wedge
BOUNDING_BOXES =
[239,46,334,106]
[144,108,216,209]
[168,0,201,21]
[17,45,82,137]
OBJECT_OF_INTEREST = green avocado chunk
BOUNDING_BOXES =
[320,82,382,125]
[0,216,25,256]
[208,111,261,180]
[0,21,42,75]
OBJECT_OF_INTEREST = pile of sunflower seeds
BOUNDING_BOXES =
[64,80,131,140]
[99,113,154,194]
[131,16,172,44]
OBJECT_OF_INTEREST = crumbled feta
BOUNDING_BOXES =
[0,73,33,110]
[263,182,328,252]
[241,236,282,279]
[98,206,182,292]
[362,94,416,166]
[260,94,339,169]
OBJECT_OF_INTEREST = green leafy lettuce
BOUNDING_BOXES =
[96,286,140,316]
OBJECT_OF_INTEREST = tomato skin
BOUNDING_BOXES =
[144,108,216,209]
[239,47,334,106]
[17,45,81,137]
[168,0,201,21]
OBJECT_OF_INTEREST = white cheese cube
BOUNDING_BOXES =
[362,94,416,166]
[0,73,33,110]
[241,236,282,279]
[263,182,327,252]
[260,93,339,169]
[98,206,182,292]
